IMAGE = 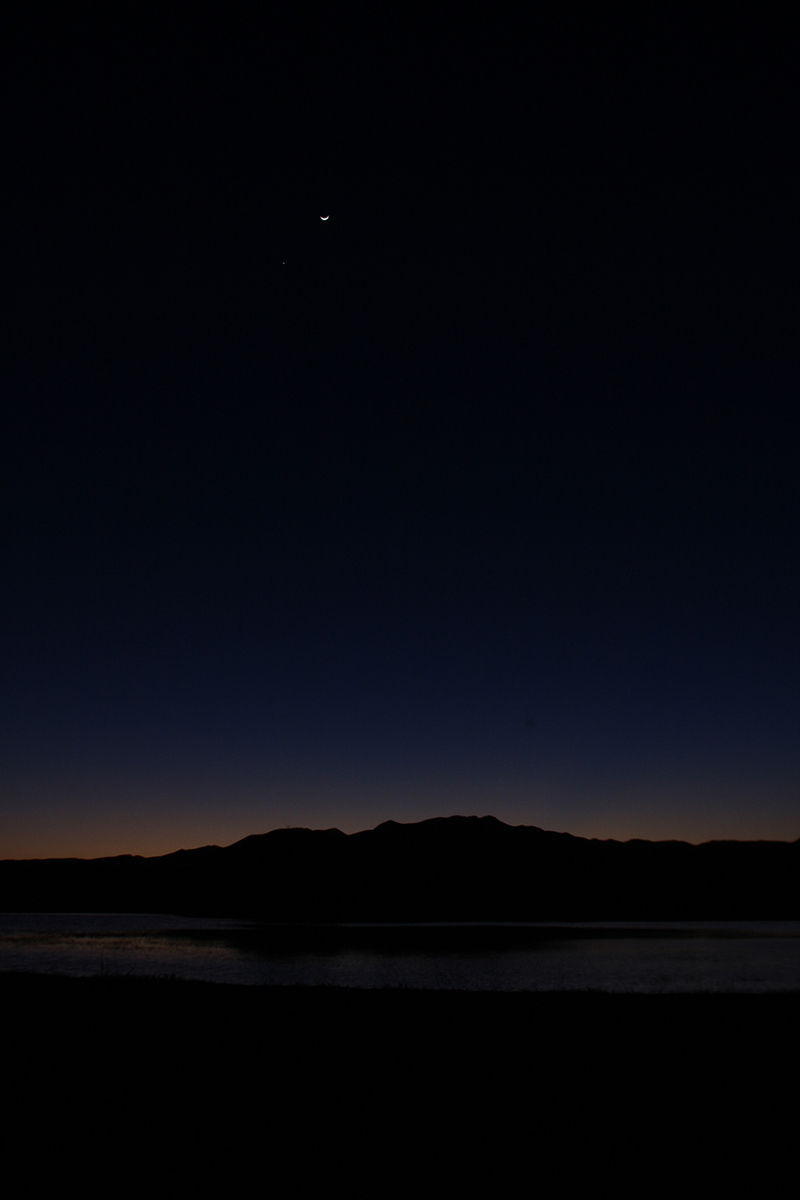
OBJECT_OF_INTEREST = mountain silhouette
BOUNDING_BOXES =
[1,815,797,918]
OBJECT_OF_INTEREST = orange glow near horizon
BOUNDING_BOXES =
[3,768,798,859]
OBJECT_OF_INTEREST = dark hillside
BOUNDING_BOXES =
[1,815,797,918]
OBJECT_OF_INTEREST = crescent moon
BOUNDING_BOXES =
[320,215,330,221]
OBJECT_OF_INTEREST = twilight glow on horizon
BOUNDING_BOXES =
[3,12,798,862]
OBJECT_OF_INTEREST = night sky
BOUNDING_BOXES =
[3,8,798,858]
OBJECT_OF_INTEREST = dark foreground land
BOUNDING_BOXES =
[5,972,796,1189]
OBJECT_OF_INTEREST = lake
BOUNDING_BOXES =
[1,913,798,991]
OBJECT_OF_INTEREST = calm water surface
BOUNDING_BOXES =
[1,914,798,992]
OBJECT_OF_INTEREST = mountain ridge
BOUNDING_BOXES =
[6,814,799,865]
[1,814,797,919]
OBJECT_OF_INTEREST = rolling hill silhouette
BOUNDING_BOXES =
[1,815,797,918]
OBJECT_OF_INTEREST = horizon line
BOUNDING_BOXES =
[4,812,799,863]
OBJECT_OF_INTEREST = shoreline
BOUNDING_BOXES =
[4,968,798,997]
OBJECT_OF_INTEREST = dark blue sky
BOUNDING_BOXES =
[3,9,798,855]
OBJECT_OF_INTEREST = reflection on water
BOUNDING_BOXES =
[0,914,798,992]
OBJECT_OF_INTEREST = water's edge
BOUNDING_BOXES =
[2,915,798,992]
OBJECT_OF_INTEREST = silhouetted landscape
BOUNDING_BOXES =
[2,815,797,918]
[5,8,799,1185]
[4,815,797,1184]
